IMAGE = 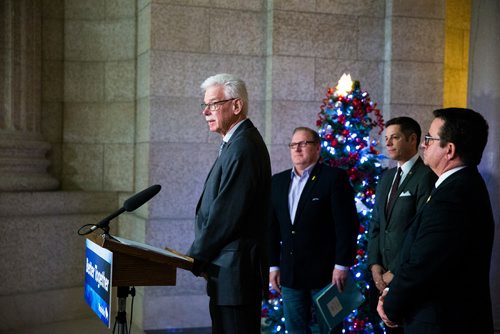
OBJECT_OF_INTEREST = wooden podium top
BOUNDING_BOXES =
[87,232,193,286]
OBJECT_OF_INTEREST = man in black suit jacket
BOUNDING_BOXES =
[268,127,359,333]
[187,73,271,333]
[377,108,494,334]
[368,117,437,333]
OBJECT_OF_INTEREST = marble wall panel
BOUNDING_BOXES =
[0,213,110,294]
[103,143,134,191]
[150,51,266,101]
[316,0,385,17]
[65,21,108,61]
[105,60,135,102]
[386,103,437,137]
[391,17,444,62]
[273,0,316,12]
[151,4,209,52]
[65,0,106,20]
[358,16,385,61]
[211,0,264,11]
[210,9,266,56]
[273,11,357,59]
[61,143,104,190]
[148,142,216,218]
[271,56,315,101]
[64,62,105,102]
[390,61,443,106]
[103,18,136,60]
[145,219,205,296]
[149,96,209,143]
[269,143,293,175]
[392,0,444,19]
[270,100,320,145]
[63,102,135,143]
[143,295,210,329]
[105,0,136,18]
[152,0,210,6]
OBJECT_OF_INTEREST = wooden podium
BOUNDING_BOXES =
[86,231,193,287]
[86,232,194,333]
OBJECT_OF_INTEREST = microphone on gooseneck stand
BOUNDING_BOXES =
[78,184,162,235]
[122,184,161,212]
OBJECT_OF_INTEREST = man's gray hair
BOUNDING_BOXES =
[201,73,249,115]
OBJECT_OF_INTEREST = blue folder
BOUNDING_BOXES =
[313,273,365,331]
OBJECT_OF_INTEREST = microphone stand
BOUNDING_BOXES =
[113,286,135,334]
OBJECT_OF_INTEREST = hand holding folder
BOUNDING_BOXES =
[313,273,365,331]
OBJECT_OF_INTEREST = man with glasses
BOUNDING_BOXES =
[368,117,437,333]
[187,73,271,333]
[377,108,494,334]
[268,127,359,333]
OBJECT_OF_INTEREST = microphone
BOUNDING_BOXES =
[89,185,162,232]
[123,184,161,212]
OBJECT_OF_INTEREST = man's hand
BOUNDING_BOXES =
[371,264,388,292]
[382,270,394,285]
[377,288,399,328]
[332,268,348,292]
[269,270,281,294]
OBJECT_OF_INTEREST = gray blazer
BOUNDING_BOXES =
[368,157,437,273]
[187,119,271,306]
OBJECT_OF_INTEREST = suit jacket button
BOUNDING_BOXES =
[291,231,295,234]
[290,251,293,255]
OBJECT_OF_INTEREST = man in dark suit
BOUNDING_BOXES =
[377,108,494,334]
[187,73,271,333]
[268,126,359,333]
[368,117,437,333]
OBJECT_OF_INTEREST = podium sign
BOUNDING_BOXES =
[84,239,113,327]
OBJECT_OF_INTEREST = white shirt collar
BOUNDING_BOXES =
[435,166,466,188]
[398,153,419,178]
[222,118,247,143]
[291,163,316,179]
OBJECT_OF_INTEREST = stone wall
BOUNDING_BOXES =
[2,0,498,332]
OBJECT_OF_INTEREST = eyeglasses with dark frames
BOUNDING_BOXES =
[424,134,441,146]
[288,141,316,149]
[201,98,236,111]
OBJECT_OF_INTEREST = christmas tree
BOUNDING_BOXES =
[262,74,385,333]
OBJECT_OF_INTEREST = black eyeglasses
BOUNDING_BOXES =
[424,134,441,146]
[288,141,316,149]
[201,98,236,111]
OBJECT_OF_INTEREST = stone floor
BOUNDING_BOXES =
[0,317,213,334]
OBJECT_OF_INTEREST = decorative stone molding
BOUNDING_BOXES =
[0,133,59,191]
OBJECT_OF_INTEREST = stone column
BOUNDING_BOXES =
[0,0,58,191]
[468,1,500,330]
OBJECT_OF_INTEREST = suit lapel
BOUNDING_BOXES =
[386,158,422,221]
[196,120,253,212]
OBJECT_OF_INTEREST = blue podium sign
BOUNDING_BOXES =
[84,239,113,327]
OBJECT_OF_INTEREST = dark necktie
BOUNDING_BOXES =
[386,167,402,216]
[218,141,226,156]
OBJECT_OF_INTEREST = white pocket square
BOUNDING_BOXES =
[399,191,412,197]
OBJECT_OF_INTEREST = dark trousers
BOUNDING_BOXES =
[209,298,261,334]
